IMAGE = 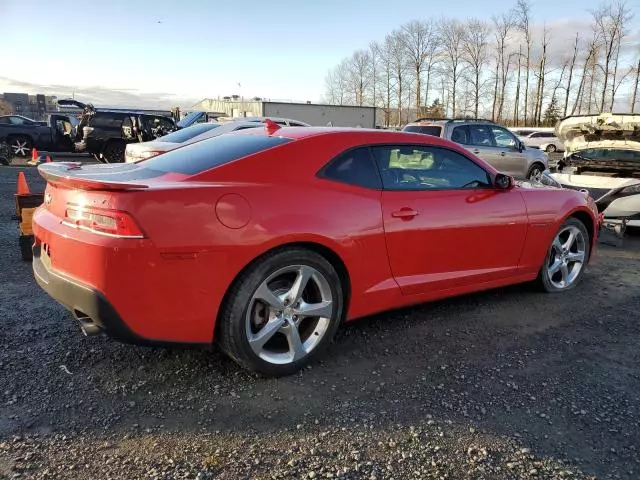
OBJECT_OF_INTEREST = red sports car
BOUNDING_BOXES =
[32,124,599,376]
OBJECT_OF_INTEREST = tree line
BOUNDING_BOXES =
[324,0,639,127]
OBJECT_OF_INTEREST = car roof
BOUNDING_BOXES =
[237,125,480,149]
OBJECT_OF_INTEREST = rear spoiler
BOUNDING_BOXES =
[37,162,149,191]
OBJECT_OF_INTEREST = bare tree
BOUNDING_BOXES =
[533,24,551,125]
[378,38,395,126]
[592,0,632,112]
[348,50,371,106]
[324,59,350,105]
[492,12,514,122]
[563,32,580,117]
[369,41,380,107]
[515,0,532,125]
[632,54,640,113]
[513,45,523,125]
[439,18,466,117]
[462,18,491,118]
[399,20,438,113]
[387,30,408,125]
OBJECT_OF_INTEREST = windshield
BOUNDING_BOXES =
[157,123,220,143]
[140,133,293,175]
[402,125,442,136]
[177,112,204,128]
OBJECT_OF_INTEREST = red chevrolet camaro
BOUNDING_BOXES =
[32,123,599,376]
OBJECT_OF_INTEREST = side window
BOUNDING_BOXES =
[490,126,517,148]
[319,147,380,189]
[468,125,495,147]
[0,117,10,124]
[450,125,469,144]
[371,145,491,191]
[529,132,541,138]
[9,116,27,125]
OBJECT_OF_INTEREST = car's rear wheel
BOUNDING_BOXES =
[218,248,344,376]
[527,163,545,181]
[538,218,589,293]
[545,144,557,153]
[9,135,32,157]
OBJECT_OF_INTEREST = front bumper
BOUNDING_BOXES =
[32,244,204,348]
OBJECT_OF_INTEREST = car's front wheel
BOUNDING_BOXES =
[538,218,589,293]
[527,163,545,181]
[545,144,557,153]
[218,248,344,376]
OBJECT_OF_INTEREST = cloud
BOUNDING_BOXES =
[0,77,201,110]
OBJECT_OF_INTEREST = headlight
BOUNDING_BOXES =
[620,183,640,194]
[536,171,563,189]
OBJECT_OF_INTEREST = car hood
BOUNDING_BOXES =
[556,113,640,154]
[125,141,179,153]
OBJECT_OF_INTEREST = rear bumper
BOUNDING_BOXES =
[32,244,206,348]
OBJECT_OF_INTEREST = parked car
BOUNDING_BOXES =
[402,118,549,180]
[57,99,177,163]
[124,120,263,163]
[518,130,564,153]
[32,125,598,376]
[0,114,77,157]
[550,113,640,229]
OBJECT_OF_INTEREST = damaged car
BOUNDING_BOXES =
[551,113,640,232]
[57,99,177,163]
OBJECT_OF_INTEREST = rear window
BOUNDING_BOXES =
[157,123,220,143]
[402,125,442,137]
[140,133,293,174]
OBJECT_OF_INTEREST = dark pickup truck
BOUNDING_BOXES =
[0,114,77,158]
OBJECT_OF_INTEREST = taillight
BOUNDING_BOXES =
[63,206,144,238]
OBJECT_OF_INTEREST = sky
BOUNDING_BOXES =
[0,0,638,109]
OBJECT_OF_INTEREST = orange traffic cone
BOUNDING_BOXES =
[17,172,30,195]
[31,148,38,162]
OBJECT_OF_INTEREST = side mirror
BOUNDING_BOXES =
[495,173,514,190]
[518,140,525,151]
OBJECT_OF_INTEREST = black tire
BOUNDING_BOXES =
[218,247,345,377]
[537,217,590,293]
[526,162,545,181]
[8,135,33,158]
[102,141,126,163]
[545,144,557,153]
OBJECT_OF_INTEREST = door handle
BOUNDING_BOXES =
[391,208,419,219]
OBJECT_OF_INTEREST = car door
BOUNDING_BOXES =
[461,124,497,163]
[487,125,526,177]
[372,144,528,295]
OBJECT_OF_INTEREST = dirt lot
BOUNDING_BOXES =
[1,165,639,480]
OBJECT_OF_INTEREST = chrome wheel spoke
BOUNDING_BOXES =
[553,237,562,252]
[548,259,562,275]
[567,251,584,263]
[248,317,285,353]
[296,300,332,319]
[286,265,314,305]
[284,324,306,362]
[562,230,576,251]
[253,282,284,310]
[559,263,570,284]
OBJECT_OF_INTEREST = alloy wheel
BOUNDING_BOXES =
[11,139,29,157]
[546,225,586,290]
[546,144,557,153]
[246,265,334,365]
[528,165,543,182]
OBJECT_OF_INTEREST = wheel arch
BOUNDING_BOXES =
[567,208,596,260]
[213,240,352,341]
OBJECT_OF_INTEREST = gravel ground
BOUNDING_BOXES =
[1,165,639,480]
